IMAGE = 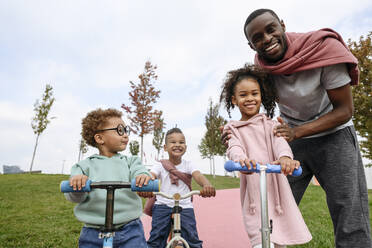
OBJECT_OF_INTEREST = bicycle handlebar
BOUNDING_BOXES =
[154,190,201,200]
[60,178,160,193]
[224,160,302,177]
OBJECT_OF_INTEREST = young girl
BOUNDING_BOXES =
[219,64,312,248]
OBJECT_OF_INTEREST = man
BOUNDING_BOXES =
[241,8,371,248]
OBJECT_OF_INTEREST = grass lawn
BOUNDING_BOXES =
[0,173,371,247]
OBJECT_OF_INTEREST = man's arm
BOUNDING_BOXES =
[274,83,353,141]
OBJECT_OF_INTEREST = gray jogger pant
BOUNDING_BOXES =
[287,126,372,248]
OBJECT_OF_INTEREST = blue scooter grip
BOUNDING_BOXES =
[224,160,302,176]
[60,179,160,193]
[130,178,160,192]
[60,179,92,193]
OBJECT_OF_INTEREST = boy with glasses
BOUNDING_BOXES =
[64,108,153,248]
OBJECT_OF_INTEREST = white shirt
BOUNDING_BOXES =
[151,159,199,208]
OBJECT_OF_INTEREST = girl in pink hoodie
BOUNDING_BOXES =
[220,64,312,248]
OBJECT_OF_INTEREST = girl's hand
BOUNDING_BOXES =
[236,158,256,174]
[137,192,154,198]
[200,185,216,197]
[274,156,300,176]
[69,174,88,191]
[274,117,296,142]
[135,174,155,187]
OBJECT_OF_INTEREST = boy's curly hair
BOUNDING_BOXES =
[81,108,123,147]
[219,63,278,118]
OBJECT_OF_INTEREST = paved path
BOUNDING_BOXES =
[141,188,252,248]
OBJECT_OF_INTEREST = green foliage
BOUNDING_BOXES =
[198,99,227,158]
[348,32,372,166]
[152,113,166,160]
[129,140,140,156]
[198,137,212,160]
[78,139,88,162]
[31,84,55,135]
[121,61,162,162]
[30,84,55,172]
[1,174,371,248]
[199,99,227,177]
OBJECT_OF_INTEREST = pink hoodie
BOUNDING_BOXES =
[225,114,312,246]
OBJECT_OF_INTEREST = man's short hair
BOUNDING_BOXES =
[243,9,281,39]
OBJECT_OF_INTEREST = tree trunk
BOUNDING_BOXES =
[223,156,227,176]
[29,134,40,172]
[78,148,82,163]
[212,156,216,178]
[140,136,144,163]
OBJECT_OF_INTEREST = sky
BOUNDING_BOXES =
[1,0,371,175]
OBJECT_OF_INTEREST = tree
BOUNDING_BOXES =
[129,140,140,156]
[198,99,227,177]
[122,61,162,162]
[29,84,55,172]
[78,139,88,162]
[198,135,214,175]
[348,32,372,166]
[152,112,166,160]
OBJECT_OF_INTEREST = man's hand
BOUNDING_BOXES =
[219,126,231,148]
[274,117,297,142]
[69,174,89,191]
[200,184,216,198]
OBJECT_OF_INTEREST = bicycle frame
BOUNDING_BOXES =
[61,179,159,248]
[259,165,272,248]
[154,190,201,248]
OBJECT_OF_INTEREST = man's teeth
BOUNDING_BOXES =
[265,43,278,51]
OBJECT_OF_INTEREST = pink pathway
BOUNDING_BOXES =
[141,188,252,248]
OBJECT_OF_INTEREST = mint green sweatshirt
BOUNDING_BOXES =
[65,154,150,228]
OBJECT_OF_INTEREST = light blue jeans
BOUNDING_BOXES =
[78,218,147,248]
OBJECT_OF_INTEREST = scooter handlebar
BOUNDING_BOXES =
[60,178,160,193]
[224,160,302,177]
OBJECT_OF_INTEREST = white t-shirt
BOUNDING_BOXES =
[273,63,353,138]
[151,159,199,208]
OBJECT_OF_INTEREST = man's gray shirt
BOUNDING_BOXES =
[272,63,353,138]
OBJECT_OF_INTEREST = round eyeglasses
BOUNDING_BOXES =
[96,124,131,136]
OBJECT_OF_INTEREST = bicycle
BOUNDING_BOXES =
[224,160,302,248]
[151,190,202,248]
[60,178,159,248]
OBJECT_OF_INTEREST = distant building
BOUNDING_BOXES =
[2,165,41,174]
[3,165,24,174]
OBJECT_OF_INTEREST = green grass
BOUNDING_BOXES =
[0,174,371,247]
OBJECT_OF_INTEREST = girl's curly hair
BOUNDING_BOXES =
[219,63,278,118]
[81,108,123,147]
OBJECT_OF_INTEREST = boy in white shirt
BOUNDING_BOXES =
[146,127,216,248]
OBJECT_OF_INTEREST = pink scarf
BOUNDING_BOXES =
[143,159,192,216]
[160,159,192,189]
[255,28,359,85]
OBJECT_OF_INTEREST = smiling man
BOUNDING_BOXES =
[243,8,371,248]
